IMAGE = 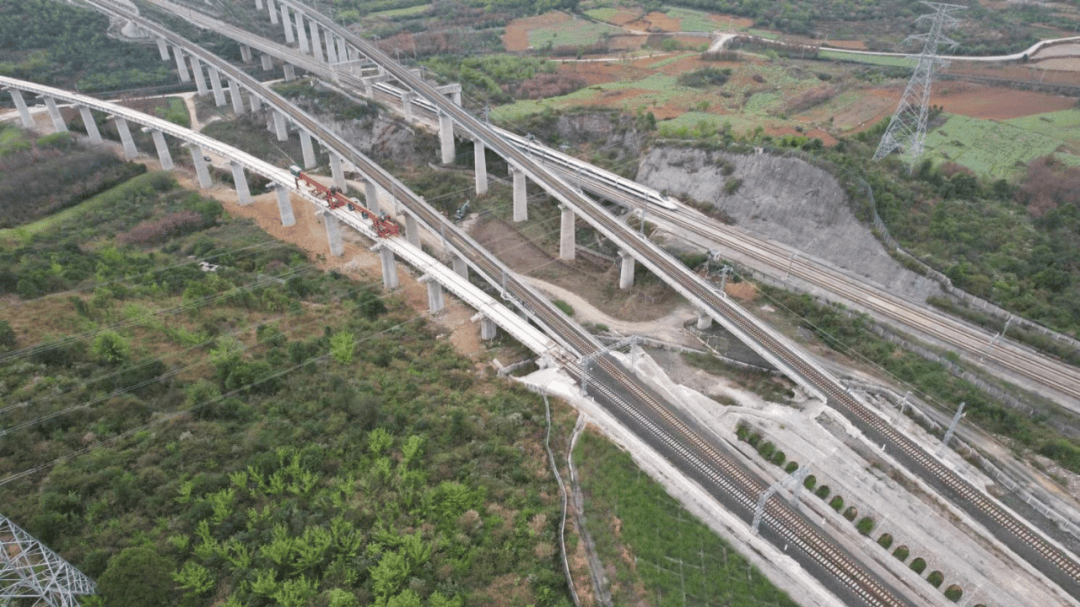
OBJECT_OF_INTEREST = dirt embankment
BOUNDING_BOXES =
[637,147,942,302]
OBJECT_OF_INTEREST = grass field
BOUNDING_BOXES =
[923,111,1080,179]
[819,49,915,68]
[665,6,718,33]
[575,429,799,607]
[528,18,621,48]
[368,3,430,18]
[584,7,622,22]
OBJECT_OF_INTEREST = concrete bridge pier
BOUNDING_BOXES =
[697,311,712,330]
[208,67,227,107]
[274,185,296,227]
[273,111,289,141]
[473,139,488,195]
[329,153,347,190]
[249,93,262,113]
[401,91,413,122]
[7,89,33,128]
[261,53,274,71]
[281,4,294,44]
[283,63,297,81]
[228,79,246,115]
[155,37,170,61]
[512,167,527,222]
[452,254,469,280]
[321,210,344,257]
[404,213,420,247]
[309,20,324,63]
[337,37,350,64]
[376,245,399,289]
[239,43,253,64]
[78,106,102,144]
[190,56,209,96]
[255,0,263,9]
[188,144,212,189]
[299,130,316,168]
[230,161,253,205]
[364,180,381,214]
[267,0,278,24]
[173,47,191,83]
[619,251,635,290]
[559,204,576,261]
[325,33,339,64]
[150,129,173,170]
[43,96,66,133]
[479,315,497,341]
[295,13,311,55]
[113,116,138,159]
[420,275,445,314]
[439,112,455,164]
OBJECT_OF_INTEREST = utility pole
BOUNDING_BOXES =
[873,2,965,170]
[938,402,966,458]
[752,466,811,534]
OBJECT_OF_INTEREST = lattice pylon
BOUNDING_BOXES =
[873,2,965,169]
[1,514,97,607]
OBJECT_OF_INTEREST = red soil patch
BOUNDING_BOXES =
[605,8,642,26]
[651,103,687,119]
[929,82,1077,120]
[709,13,755,29]
[608,34,647,52]
[503,11,571,52]
[626,11,680,33]
[556,61,649,86]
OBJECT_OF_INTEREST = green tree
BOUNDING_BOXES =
[330,330,356,364]
[98,546,174,607]
[91,330,130,363]
[0,320,15,350]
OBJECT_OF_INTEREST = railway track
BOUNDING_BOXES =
[85,1,1080,601]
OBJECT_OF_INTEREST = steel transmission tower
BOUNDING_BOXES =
[1,514,98,607]
[873,2,965,168]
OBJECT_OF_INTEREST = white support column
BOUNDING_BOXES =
[113,116,138,159]
[325,32,339,64]
[405,213,420,247]
[697,311,712,330]
[173,47,191,83]
[439,112,455,164]
[189,144,212,188]
[473,139,488,195]
[512,168,528,222]
[364,180,381,214]
[228,78,246,115]
[78,106,101,144]
[452,254,468,280]
[281,3,294,44]
[322,211,344,257]
[156,37,171,61]
[151,129,173,170]
[309,20,324,63]
[329,153,346,190]
[420,276,445,314]
[230,162,253,205]
[43,96,66,133]
[267,0,278,24]
[378,245,399,289]
[190,56,209,96]
[559,204,576,261]
[401,91,413,122]
[299,130,316,169]
[480,316,497,341]
[283,63,297,81]
[208,67,227,107]
[274,184,296,227]
[255,0,263,9]
[295,13,310,54]
[7,89,33,128]
[619,251,635,290]
[337,37,349,64]
[273,111,289,141]
[261,53,274,71]
[249,93,262,113]
[240,43,253,63]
